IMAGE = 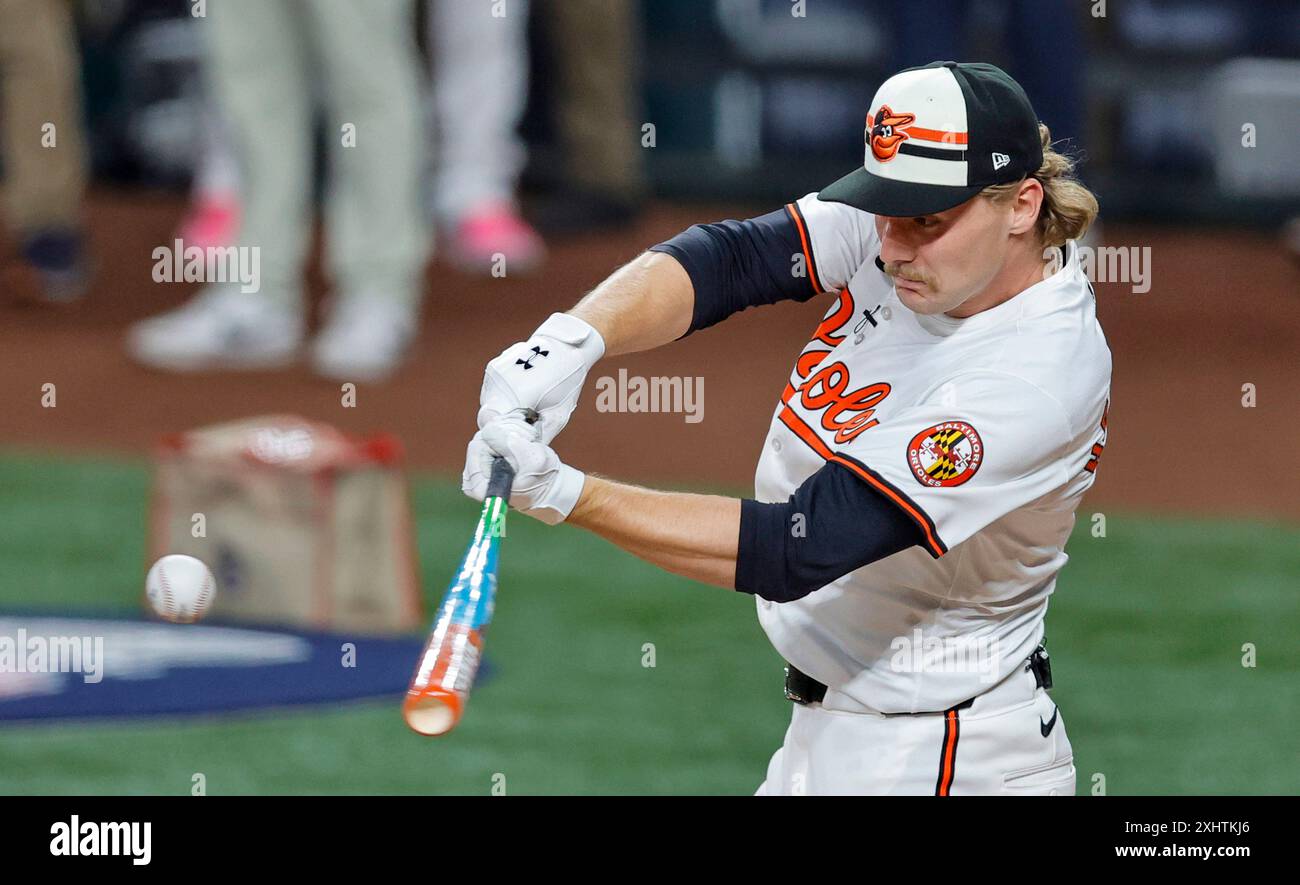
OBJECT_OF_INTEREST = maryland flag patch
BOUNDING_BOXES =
[907,421,983,488]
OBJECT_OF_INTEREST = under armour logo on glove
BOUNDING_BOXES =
[516,346,549,369]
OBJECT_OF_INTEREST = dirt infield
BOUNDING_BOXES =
[2,190,1296,521]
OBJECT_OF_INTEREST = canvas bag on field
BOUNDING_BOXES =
[148,415,423,633]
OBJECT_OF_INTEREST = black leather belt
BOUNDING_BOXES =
[783,663,828,705]
[784,644,1053,706]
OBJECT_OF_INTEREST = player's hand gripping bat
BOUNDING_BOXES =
[403,410,535,736]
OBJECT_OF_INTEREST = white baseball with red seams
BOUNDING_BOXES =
[145,555,217,624]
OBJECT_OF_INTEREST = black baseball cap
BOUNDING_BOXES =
[819,61,1044,217]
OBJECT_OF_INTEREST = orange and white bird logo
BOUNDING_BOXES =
[867,105,916,162]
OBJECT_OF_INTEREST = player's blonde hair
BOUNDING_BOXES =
[981,124,1099,248]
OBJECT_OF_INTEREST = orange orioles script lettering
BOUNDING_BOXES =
[779,287,891,445]
[783,361,891,444]
[807,363,891,443]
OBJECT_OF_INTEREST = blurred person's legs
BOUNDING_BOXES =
[889,0,1084,152]
[1004,0,1096,245]
[1006,0,1085,158]
[0,0,89,302]
[127,0,311,371]
[431,0,543,275]
[1286,216,1300,262]
[890,0,965,68]
[176,60,241,251]
[308,0,429,382]
[535,0,646,234]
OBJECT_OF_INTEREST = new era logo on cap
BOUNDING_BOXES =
[819,61,1044,217]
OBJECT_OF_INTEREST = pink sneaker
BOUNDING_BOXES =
[177,194,241,251]
[449,202,545,276]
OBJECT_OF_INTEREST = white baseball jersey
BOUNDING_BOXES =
[753,192,1112,714]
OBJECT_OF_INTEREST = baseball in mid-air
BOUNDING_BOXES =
[146,554,217,623]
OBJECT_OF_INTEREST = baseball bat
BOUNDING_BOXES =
[403,454,515,736]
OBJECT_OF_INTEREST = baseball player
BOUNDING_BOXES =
[463,61,1110,795]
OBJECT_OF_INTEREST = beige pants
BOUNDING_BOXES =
[541,0,645,199]
[206,0,428,307]
[0,0,87,234]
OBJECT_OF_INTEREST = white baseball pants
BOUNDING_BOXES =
[756,662,1076,796]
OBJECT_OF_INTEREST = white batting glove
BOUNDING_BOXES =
[478,313,606,445]
[461,417,586,525]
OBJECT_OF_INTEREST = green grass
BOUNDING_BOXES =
[0,451,1296,795]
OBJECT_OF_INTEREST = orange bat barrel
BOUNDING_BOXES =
[403,457,512,736]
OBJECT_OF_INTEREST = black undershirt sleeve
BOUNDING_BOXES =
[648,207,820,336]
[735,460,924,603]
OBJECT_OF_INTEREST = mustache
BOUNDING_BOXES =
[883,262,933,286]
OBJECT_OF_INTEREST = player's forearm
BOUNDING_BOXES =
[568,251,694,358]
[567,474,740,590]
